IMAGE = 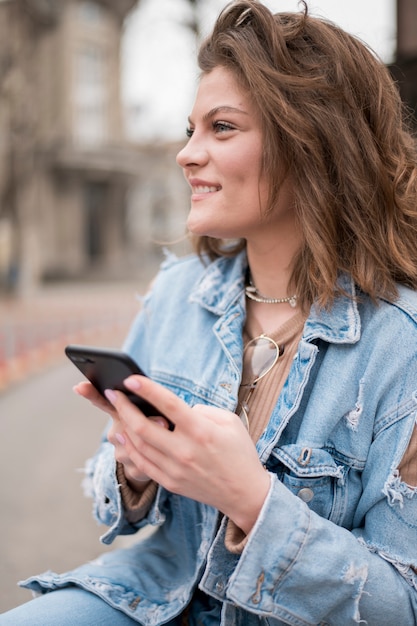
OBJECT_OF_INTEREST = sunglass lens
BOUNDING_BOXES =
[241,336,279,385]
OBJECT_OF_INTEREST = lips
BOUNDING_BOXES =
[189,179,221,194]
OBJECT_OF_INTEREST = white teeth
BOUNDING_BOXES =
[192,185,219,193]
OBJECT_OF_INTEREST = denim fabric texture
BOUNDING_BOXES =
[20,251,417,625]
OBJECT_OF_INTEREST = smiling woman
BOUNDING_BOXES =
[176,65,300,328]
[2,1,417,625]
[177,68,280,240]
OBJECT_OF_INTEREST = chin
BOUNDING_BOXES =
[187,216,240,240]
[187,220,215,237]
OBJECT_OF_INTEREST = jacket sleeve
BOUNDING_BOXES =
[79,255,195,545]
[200,413,417,625]
[80,286,158,544]
[82,426,160,544]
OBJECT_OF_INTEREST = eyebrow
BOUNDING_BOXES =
[187,105,249,124]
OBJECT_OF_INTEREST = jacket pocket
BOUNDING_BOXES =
[268,444,349,524]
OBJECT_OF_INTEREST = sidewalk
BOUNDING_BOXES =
[0,280,146,392]
[0,280,151,612]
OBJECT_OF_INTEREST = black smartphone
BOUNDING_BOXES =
[65,344,173,428]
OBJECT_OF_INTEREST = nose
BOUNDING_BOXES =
[176,133,208,170]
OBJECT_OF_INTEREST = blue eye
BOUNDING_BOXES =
[213,121,234,133]
[186,127,194,138]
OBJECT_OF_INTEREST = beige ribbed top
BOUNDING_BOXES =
[223,312,306,553]
[239,312,306,443]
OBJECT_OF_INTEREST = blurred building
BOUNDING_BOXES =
[390,0,417,127]
[0,0,189,295]
[127,141,190,272]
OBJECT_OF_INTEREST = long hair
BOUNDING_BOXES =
[193,0,417,309]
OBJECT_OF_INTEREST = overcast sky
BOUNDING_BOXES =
[122,0,396,141]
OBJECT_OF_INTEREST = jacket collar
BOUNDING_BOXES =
[189,251,247,315]
[190,251,361,344]
[304,273,361,344]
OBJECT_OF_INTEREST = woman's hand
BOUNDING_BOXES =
[104,375,271,534]
[73,381,158,486]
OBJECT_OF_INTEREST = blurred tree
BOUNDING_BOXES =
[389,0,417,128]
[0,2,41,294]
[182,0,209,39]
[185,0,200,37]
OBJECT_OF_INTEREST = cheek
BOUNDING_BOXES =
[225,155,263,189]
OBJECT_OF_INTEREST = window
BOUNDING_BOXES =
[84,182,107,260]
[78,1,103,25]
[73,44,108,146]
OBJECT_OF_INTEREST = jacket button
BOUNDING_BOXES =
[215,581,224,593]
[297,487,314,502]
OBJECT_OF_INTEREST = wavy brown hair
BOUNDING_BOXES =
[192,0,417,309]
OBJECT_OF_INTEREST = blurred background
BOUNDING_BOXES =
[0,0,416,612]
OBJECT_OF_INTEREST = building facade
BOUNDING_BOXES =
[0,0,189,294]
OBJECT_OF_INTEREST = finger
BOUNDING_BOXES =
[192,403,243,427]
[148,416,170,429]
[110,415,168,441]
[104,388,170,439]
[73,381,116,415]
[107,420,127,447]
[119,427,170,483]
[107,422,144,475]
[104,394,174,480]
[122,375,193,429]
[104,389,179,469]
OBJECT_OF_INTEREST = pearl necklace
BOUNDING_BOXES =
[245,277,298,307]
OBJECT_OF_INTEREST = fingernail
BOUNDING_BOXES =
[104,389,117,403]
[115,433,126,445]
[155,418,167,428]
[72,385,81,396]
[124,376,141,390]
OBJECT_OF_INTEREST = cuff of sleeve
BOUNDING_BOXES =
[116,462,158,524]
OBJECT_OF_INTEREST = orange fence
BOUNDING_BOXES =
[0,284,142,392]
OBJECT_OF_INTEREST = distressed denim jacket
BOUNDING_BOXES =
[22,251,417,625]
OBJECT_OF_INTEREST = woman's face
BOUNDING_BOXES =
[176,66,296,243]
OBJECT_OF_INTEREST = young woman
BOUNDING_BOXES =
[3,1,417,624]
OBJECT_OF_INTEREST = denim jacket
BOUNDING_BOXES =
[22,251,417,625]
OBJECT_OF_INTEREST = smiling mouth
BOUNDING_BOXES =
[192,185,221,194]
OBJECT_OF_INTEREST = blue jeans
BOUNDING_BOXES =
[0,587,221,625]
[0,588,181,626]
